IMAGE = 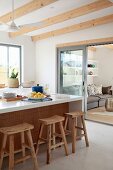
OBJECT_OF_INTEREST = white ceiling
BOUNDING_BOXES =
[0,0,113,36]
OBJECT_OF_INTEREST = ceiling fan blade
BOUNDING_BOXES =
[0,22,9,30]
[19,21,44,28]
[0,22,8,26]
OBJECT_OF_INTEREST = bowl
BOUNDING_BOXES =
[21,81,35,88]
[0,84,5,88]
[2,92,16,99]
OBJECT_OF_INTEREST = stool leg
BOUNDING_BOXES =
[81,116,89,147]
[47,125,51,164]
[59,122,69,156]
[26,130,39,170]
[36,124,44,155]
[71,118,77,153]
[21,132,25,161]
[0,134,7,170]
[64,116,68,131]
[52,124,56,149]
[9,135,14,170]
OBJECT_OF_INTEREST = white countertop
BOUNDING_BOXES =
[0,94,83,114]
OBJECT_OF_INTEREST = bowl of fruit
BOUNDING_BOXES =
[28,92,46,100]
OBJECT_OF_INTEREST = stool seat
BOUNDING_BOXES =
[65,111,83,118]
[0,123,34,135]
[39,115,65,125]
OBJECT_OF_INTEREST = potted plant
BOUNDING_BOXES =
[8,68,19,88]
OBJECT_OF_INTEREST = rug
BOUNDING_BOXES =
[91,111,113,116]
[87,108,113,125]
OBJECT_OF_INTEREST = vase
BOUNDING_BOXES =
[8,78,19,88]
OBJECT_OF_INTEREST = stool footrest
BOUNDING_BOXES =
[38,138,47,145]
[75,126,83,130]
[54,132,62,138]
[15,155,31,164]
[22,143,31,149]
[51,142,64,149]
[65,130,71,135]
[76,134,85,140]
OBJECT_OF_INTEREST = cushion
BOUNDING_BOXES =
[87,96,100,103]
[94,85,102,95]
[102,86,112,94]
[98,94,112,99]
[87,84,95,96]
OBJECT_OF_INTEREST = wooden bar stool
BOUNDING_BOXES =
[64,111,89,153]
[0,123,39,170]
[36,115,69,164]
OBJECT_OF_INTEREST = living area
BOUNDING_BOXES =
[87,44,113,124]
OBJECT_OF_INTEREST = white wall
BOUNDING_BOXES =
[36,23,113,93]
[87,49,95,85]
[93,47,113,86]
[0,31,36,83]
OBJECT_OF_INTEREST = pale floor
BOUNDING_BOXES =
[2,121,113,170]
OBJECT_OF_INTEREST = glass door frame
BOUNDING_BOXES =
[57,45,88,112]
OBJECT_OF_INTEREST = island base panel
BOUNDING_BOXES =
[0,101,82,151]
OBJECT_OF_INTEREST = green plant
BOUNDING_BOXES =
[10,68,18,79]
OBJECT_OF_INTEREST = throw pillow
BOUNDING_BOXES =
[87,84,95,96]
[102,86,112,94]
[94,85,102,95]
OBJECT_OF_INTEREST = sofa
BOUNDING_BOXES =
[87,85,112,110]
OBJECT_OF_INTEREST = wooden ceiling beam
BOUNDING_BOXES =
[31,14,113,41]
[104,44,113,49]
[88,47,97,51]
[9,0,113,38]
[0,0,57,23]
[56,37,113,48]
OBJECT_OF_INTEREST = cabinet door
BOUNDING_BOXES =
[57,46,87,96]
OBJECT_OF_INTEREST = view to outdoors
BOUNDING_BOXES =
[0,45,21,85]
[60,50,83,96]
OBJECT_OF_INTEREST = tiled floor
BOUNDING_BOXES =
[2,121,113,170]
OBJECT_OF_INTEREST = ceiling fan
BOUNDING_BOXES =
[0,0,44,32]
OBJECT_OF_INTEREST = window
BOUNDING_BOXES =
[0,44,21,85]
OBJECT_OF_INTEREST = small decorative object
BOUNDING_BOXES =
[88,71,93,75]
[8,68,19,88]
[44,84,50,95]
[88,64,92,67]
[75,70,79,75]
[105,98,113,112]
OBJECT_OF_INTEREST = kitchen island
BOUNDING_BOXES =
[0,94,83,150]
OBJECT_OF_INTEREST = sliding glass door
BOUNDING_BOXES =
[57,46,87,94]
[57,46,87,110]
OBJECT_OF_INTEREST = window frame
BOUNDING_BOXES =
[0,43,22,83]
